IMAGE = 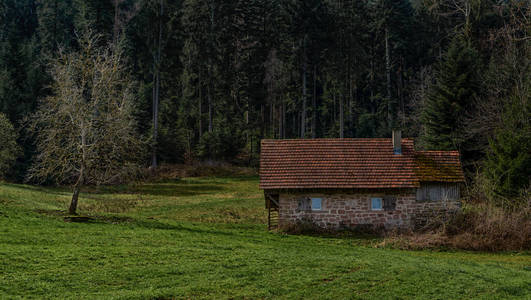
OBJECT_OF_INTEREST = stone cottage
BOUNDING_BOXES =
[259,131,465,230]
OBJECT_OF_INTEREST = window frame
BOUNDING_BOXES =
[383,196,397,211]
[371,197,383,211]
[311,197,322,211]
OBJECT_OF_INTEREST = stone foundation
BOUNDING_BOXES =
[278,189,460,230]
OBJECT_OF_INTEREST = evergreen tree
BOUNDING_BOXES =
[36,0,76,55]
[485,111,531,201]
[483,40,530,201]
[369,0,415,130]
[0,0,527,191]
[73,0,114,40]
[421,34,480,151]
[0,112,20,178]
[0,0,46,179]
[287,0,330,138]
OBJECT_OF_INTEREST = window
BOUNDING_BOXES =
[298,197,323,211]
[297,198,310,211]
[371,197,383,210]
[311,198,322,211]
[383,196,396,211]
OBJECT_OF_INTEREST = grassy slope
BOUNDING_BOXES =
[0,177,530,299]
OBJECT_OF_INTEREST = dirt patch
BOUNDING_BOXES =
[35,209,67,217]
[64,216,95,223]
[93,215,136,224]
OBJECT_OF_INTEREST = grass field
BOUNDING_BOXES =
[0,176,530,299]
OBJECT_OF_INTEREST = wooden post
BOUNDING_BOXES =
[267,206,271,230]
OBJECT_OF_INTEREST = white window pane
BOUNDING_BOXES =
[371,198,382,210]
[311,198,322,211]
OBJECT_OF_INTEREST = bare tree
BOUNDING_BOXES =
[27,32,144,215]
[424,0,487,38]
[463,4,530,153]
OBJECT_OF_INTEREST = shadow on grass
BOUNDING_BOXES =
[2,183,71,196]
[35,208,242,238]
[278,227,383,245]
[2,176,258,199]
[73,179,229,197]
[133,184,227,197]
[4,182,225,199]
[148,175,257,183]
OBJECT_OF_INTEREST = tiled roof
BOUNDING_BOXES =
[259,138,464,190]
[414,151,465,183]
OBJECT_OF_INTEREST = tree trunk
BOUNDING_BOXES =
[69,165,84,215]
[152,68,158,168]
[70,125,86,215]
[113,0,120,42]
[151,0,163,168]
[279,99,283,139]
[151,72,159,168]
[153,68,160,168]
[245,109,249,145]
[349,70,353,135]
[208,3,215,134]
[293,112,297,138]
[300,35,307,138]
[385,27,392,129]
[260,104,265,138]
[207,71,213,133]
[312,65,317,138]
[339,94,344,138]
[69,184,80,215]
[333,92,336,123]
[399,56,405,127]
[270,101,274,137]
[369,45,375,114]
[53,0,57,48]
[198,71,202,137]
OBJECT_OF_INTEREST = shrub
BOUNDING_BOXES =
[381,203,530,251]
[483,94,531,204]
[281,217,328,235]
[0,113,20,179]
[446,204,530,251]
[281,217,386,236]
[197,124,246,162]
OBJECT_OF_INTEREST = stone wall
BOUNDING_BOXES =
[278,189,460,230]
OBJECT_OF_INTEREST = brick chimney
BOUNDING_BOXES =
[392,130,402,154]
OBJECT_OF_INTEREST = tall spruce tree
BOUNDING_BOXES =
[421,34,480,151]
[0,112,20,178]
[484,101,531,201]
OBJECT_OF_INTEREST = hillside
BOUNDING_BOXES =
[0,177,530,299]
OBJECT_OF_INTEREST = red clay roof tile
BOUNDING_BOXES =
[259,138,465,190]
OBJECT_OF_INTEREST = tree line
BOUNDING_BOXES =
[0,0,529,208]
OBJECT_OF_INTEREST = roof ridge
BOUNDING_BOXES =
[417,150,459,152]
[261,138,415,142]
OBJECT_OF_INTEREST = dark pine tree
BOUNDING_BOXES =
[484,93,531,201]
[421,34,480,151]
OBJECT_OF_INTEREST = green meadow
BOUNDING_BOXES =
[0,176,530,299]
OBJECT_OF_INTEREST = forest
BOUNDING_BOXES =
[0,0,529,206]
